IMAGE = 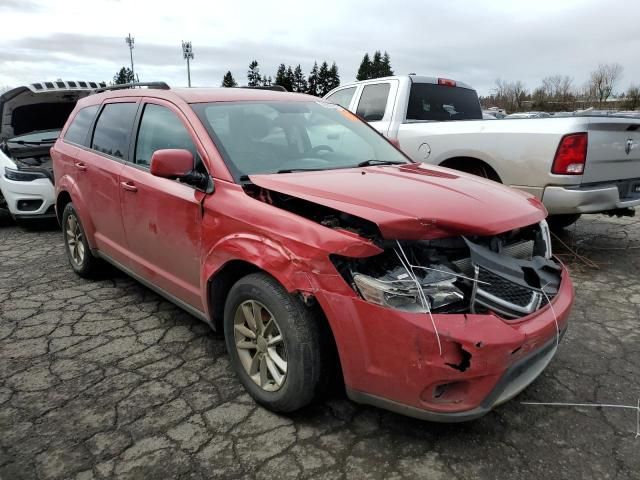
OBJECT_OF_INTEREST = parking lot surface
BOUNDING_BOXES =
[1,215,639,480]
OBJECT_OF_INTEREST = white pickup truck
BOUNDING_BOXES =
[324,75,640,229]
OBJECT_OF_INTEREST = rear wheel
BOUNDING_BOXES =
[547,214,581,230]
[62,203,99,277]
[223,272,325,412]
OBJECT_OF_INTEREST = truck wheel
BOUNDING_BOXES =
[547,214,581,230]
[62,203,100,277]
[223,272,324,412]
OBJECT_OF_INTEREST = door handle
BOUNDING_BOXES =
[74,162,87,171]
[120,181,138,193]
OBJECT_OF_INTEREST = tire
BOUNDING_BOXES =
[0,188,13,226]
[62,203,100,278]
[547,214,581,230]
[223,272,324,412]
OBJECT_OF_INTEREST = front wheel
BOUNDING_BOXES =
[62,203,100,277]
[223,273,324,412]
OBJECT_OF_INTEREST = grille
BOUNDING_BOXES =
[474,267,554,319]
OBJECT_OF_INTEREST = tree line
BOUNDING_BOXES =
[220,50,394,96]
[481,63,640,112]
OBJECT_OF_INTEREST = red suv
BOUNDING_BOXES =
[52,83,573,421]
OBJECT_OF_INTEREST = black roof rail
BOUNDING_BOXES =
[94,81,170,93]
[241,85,287,92]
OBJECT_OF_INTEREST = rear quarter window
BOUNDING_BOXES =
[91,103,138,159]
[407,84,482,121]
[64,105,99,146]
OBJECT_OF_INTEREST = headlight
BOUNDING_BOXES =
[4,168,48,182]
[353,269,464,313]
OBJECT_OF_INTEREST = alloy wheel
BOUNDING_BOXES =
[65,213,85,266]
[233,299,288,392]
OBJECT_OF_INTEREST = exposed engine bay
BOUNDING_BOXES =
[1,139,55,183]
[332,222,560,320]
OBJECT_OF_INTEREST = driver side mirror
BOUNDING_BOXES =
[150,149,194,179]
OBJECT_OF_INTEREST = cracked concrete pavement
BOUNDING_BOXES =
[0,215,639,479]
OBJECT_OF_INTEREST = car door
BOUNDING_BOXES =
[353,81,399,136]
[78,99,139,263]
[119,99,207,311]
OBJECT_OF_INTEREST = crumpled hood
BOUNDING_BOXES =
[250,163,547,240]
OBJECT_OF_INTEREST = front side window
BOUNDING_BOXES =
[64,105,99,146]
[356,83,391,121]
[135,104,197,168]
[193,100,408,181]
[325,87,357,108]
[91,103,138,159]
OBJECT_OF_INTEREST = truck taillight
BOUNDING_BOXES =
[438,78,456,87]
[552,133,587,175]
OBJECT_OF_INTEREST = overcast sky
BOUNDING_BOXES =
[1,0,638,95]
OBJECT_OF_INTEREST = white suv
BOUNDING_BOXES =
[0,81,104,221]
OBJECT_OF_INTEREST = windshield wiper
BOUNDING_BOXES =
[8,138,57,145]
[276,167,326,174]
[356,159,405,167]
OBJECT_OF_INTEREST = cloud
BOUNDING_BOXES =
[0,0,639,94]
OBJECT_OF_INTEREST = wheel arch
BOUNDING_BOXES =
[439,156,503,183]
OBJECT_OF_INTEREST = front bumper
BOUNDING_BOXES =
[0,175,56,218]
[316,264,573,422]
[542,180,640,214]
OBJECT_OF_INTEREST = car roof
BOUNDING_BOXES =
[78,87,318,106]
[332,75,475,91]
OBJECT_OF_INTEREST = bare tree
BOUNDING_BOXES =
[624,84,640,110]
[589,63,623,105]
[0,85,11,94]
[493,79,529,112]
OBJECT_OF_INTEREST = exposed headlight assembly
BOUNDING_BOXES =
[352,265,464,313]
[4,167,48,182]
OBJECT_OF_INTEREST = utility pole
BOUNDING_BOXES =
[182,41,194,87]
[125,33,135,82]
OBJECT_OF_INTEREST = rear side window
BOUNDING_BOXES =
[406,84,482,121]
[134,104,197,168]
[326,87,357,108]
[91,103,138,159]
[64,105,99,146]
[356,83,390,121]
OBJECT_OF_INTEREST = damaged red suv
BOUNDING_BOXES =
[52,84,573,421]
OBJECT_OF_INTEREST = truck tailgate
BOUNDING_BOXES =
[582,119,640,183]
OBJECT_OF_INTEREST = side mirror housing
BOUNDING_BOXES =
[150,149,194,179]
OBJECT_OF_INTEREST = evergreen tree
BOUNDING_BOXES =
[262,75,272,86]
[317,61,330,97]
[284,66,295,92]
[221,71,238,88]
[247,60,262,87]
[307,62,319,96]
[371,51,383,78]
[356,53,371,81]
[327,62,340,92]
[381,51,394,76]
[292,64,307,93]
[113,67,134,85]
[274,64,287,88]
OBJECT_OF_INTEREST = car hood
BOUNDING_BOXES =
[250,163,547,240]
[0,84,91,141]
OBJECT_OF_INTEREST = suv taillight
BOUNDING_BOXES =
[552,133,587,175]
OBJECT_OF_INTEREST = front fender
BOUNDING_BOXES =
[200,233,317,312]
[56,174,97,249]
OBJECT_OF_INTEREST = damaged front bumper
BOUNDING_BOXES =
[315,260,573,422]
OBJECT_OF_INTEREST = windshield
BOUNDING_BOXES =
[7,129,61,144]
[193,101,409,181]
[406,84,482,121]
